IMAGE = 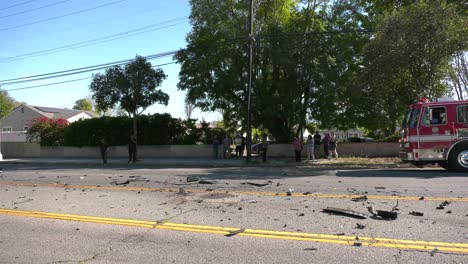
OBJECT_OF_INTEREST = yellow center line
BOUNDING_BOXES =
[1,181,467,202]
[1,208,467,254]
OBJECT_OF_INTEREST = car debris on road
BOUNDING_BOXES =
[322,207,367,219]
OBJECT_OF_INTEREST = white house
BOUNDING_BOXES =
[0,104,97,142]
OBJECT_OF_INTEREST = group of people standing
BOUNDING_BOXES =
[99,135,138,165]
[213,133,269,162]
[212,133,247,160]
[293,131,338,162]
[213,131,338,163]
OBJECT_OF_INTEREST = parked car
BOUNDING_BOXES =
[347,137,375,143]
[251,143,263,155]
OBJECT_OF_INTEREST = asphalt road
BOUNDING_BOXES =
[0,164,467,263]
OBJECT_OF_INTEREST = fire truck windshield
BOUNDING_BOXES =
[402,109,420,129]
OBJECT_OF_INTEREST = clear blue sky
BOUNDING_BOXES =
[0,0,221,121]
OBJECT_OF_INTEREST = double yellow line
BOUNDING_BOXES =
[1,208,467,254]
[1,181,468,202]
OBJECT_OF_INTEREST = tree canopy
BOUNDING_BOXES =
[72,98,93,111]
[176,0,467,141]
[89,55,169,143]
[0,89,19,119]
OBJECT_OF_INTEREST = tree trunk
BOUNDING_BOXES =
[133,111,138,160]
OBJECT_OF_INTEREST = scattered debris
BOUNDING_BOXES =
[303,192,311,195]
[392,200,399,211]
[367,206,398,220]
[286,191,293,196]
[304,247,318,251]
[435,201,450,210]
[356,223,366,229]
[225,228,246,237]
[376,210,398,220]
[409,211,424,216]
[436,200,451,210]
[446,210,452,214]
[298,213,305,217]
[374,187,386,189]
[111,180,130,185]
[186,176,200,182]
[430,247,439,256]
[322,207,368,219]
[199,180,216,184]
[177,188,189,196]
[353,241,362,247]
[419,197,425,200]
[351,195,368,202]
[367,206,377,215]
[241,182,270,187]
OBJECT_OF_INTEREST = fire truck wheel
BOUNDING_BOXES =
[448,145,468,172]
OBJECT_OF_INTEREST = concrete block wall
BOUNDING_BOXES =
[0,142,399,159]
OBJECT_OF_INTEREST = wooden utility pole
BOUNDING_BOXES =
[246,0,254,162]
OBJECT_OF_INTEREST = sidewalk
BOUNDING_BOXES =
[0,157,308,167]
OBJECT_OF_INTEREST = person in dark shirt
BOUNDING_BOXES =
[128,135,137,163]
[99,138,108,164]
[313,131,321,159]
[322,132,331,159]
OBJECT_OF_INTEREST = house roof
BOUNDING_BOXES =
[27,105,98,120]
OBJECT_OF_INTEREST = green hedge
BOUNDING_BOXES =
[63,114,227,146]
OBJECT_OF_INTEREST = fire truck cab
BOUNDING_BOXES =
[399,97,468,172]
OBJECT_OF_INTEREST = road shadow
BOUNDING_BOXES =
[2,163,335,180]
[336,168,467,179]
[2,164,465,181]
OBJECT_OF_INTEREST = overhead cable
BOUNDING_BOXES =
[0,0,128,32]
[4,62,177,92]
[0,17,187,63]
[0,0,38,11]
[0,0,72,19]
[0,52,177,85]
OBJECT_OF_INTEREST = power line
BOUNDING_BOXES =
[0,0,73,19]
[4,77,91,91]
[0,0,38,11]
[0,0,128,32]
[0,51,178,85]
[0,17,188,63]
[4,62,177,92]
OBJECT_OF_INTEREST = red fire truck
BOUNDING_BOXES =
[399,97,468,172]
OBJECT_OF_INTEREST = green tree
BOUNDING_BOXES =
[89,56,169,154]
[359,0,467,130]
[72,98,93,111]
[176,0,314,142]
[0,89,19,119]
